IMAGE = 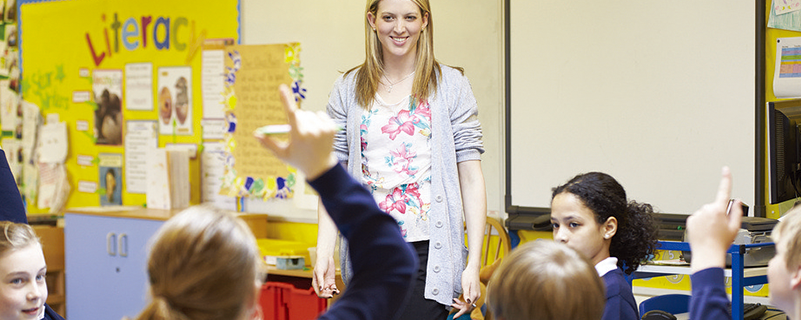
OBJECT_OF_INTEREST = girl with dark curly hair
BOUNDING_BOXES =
[550,172,658,320]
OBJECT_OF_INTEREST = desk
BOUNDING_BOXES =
[633,241,772,320]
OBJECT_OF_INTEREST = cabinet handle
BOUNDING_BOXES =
[106,232,117,256]
[119,233,128,257]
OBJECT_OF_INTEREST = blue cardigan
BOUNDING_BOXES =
[601,268,639,320]
[313,164,417,320]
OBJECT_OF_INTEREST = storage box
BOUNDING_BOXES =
[260,281,327,320]
[257,239,313,267]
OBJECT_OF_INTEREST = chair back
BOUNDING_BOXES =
[638,294,690,318]
[481,216,511,268]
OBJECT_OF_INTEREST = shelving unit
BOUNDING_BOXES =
[633,241,773,320]
[32,225,65,316]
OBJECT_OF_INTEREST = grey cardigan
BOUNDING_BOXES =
[326,65,484,306]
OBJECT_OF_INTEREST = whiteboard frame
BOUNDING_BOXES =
[504,0,767,218]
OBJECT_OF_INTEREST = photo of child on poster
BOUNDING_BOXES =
[99,166,122,206]
[93,70,123,145]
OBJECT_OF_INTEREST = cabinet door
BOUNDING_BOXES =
[65,214,163,319]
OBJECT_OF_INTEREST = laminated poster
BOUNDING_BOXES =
[220,43,306,200]
[774,37,801,98]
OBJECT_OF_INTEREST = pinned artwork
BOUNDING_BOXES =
[220,43,306,200]
[158,66,193,135]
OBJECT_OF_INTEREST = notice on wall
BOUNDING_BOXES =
[124,121,158,194]
[774,37,801,98]
[125,63,154,111]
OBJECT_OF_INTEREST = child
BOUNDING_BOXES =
[550,172,658,320]
[486,240,606,320]
[0,221,64,320]
[687,167,801,320]
[132,205,263,320]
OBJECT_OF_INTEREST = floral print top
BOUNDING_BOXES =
[361,94,432,241]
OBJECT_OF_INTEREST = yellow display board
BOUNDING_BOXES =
[19,0,239,213]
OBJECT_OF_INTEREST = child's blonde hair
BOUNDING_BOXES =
[134,205,262,320]
[773,206,801,270]
[486,240,605,320]
[0,221,39,254]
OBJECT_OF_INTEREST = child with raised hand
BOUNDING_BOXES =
[686,167,801,320]
[0,221,64,320]
[254,84,417,320]
[486,240,606,320]
[550,172,658,320]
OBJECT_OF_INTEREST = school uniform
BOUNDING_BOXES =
[597,257,639,320]
[313,164,418,320]
[43,304,65,320]
[689,268,731,320]
[0,149,27,224]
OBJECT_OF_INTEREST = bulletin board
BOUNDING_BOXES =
[19,0,240,213]
[764,0,801,217]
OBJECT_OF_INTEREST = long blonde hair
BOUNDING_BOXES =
[486,240,606,320]
[0,221,39,254]
[349,0,451,109]
[134,205,261,320]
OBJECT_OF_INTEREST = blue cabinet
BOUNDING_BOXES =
[65,213,164,319]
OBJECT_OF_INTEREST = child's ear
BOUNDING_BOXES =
[791,263,801,290]
[603,217,617,240]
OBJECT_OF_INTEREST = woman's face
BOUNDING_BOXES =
[550,193,614,266]
[368,0,428,62]
[0,243,47,320]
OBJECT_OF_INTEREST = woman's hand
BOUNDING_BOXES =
[311,256,339,298]
[451,265,480,318]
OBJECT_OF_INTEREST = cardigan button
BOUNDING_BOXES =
[433,265,441,273]
[434,242,442,249]
[435,195,443,202]
[435,220,443,228]
[432,288,439,295]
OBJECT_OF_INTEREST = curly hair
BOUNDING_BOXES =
[552,172,658,274]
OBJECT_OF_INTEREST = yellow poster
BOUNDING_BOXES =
[220,43,304,200]
[20,0,239,212]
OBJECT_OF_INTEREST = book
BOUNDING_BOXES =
[146,148,189,210]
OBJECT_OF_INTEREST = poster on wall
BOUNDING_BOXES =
[19,0,239,212]
[220,43,305,200]
[158,66,193,135]
[98,153,123,206]
[92,70,123,145]
[125,63,154,111]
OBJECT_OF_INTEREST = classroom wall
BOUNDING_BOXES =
[240,0,506,221]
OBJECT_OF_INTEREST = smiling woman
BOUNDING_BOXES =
[312,0,488,319]
[0,221,64,320]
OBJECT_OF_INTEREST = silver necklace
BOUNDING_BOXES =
[382,71,415,93]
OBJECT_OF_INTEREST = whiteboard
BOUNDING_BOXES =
[508,1,757,214]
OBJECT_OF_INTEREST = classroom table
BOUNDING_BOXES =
[632,241,773,320]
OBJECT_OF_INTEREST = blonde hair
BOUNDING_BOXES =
[134,205,262,320]
[350,0,459,109]
[773,206,801,270]
[0,221,39,254]
[486,240,605,320]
